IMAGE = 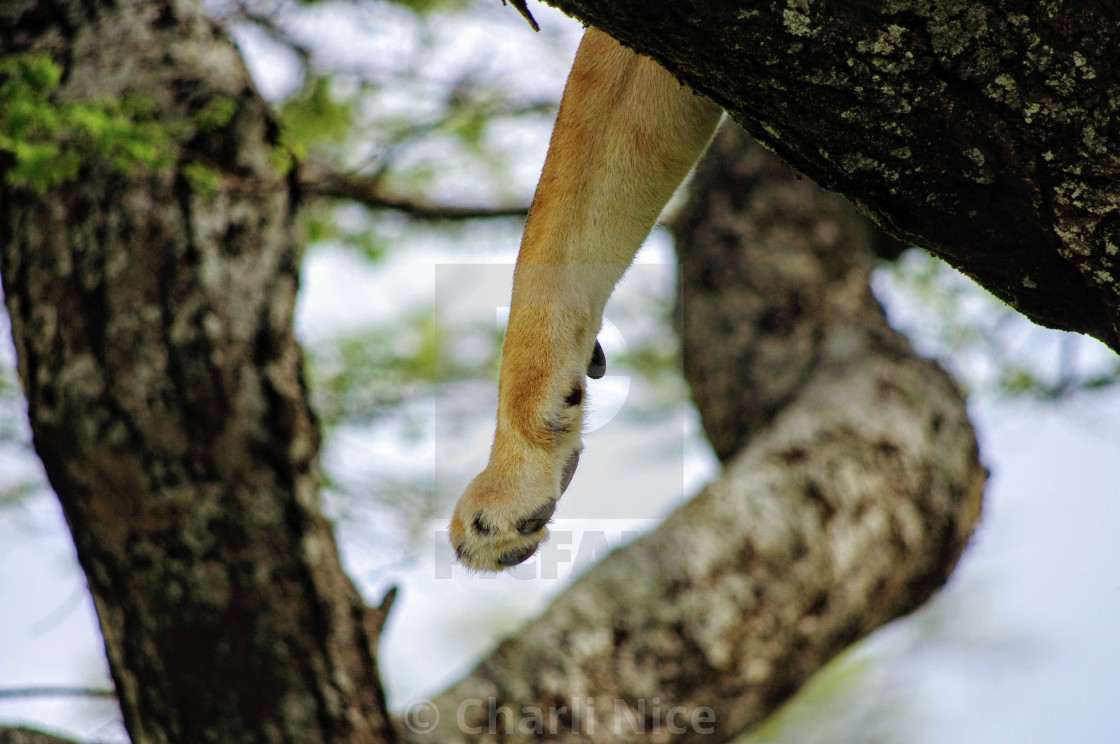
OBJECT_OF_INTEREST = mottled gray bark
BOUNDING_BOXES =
[676,128,905,462]
[406,125,985,743]
[0,1,395,742]
[544,0,1120,353]
[0,728,82,744]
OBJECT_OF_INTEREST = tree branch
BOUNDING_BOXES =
[0,688,115,701]
[299,163,529,220]
[0,728,83,744]
[405,125,985,743]
[543,0,1120,352]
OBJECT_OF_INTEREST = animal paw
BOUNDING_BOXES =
[450,449,580,571]
[450,339,603,571]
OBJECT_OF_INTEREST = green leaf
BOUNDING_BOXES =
[0,52,173,191]
[279,76,354,152]
[193,94,238,132]
[182,161,222,198]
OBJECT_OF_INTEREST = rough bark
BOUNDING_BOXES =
[676,128,908,462]
[405,125,985,743]
[0,728,82,744]
[544,0,1120,353]
[0,1,395,742]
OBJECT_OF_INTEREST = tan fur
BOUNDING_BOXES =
[450,28,722,571]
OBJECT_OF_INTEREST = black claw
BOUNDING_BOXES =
[587,340,606,379]
[499,544,538,567]
[517,499,557,535]
[559,450,580,494]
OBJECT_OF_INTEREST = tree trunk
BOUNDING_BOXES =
[0,1,395,741]
[405,124,985,743]
[543,0,1120,353]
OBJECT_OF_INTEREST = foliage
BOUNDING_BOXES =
[0,54,172,191]
[302,202,389,260]
[191,94,238,132]
[876,250,1120,400]
[307,311,491,427]
[278,75,356,154]
[181,161,223,197]
[739,646,903,744]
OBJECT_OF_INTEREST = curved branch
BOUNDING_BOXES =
[0,728,83,744]
[406,126,985,743]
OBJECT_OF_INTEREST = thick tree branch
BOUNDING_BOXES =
[0,688,115,701]
[540,0,1120,352]
[0,728,83,744]
[406,125,985,743]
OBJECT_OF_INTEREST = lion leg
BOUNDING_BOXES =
[450,28,721,571]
